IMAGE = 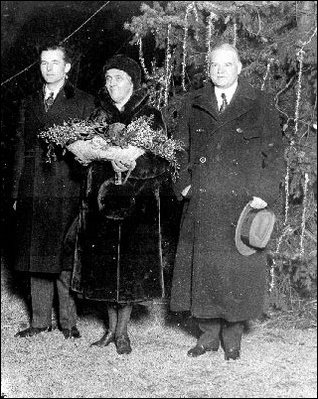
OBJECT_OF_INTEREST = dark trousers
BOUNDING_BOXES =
[197,318,244,351]
[30,271,77,329]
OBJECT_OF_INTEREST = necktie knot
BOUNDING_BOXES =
[45,92,55,112]
[220,93,228,112]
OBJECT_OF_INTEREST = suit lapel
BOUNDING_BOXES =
[193,79,258,131]
[192,81,219,120]
[218,81,257,125]
[30,90,46,123]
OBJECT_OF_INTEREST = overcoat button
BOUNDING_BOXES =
[199,156,207,163]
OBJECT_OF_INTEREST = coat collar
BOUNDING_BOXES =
[192,78,258,123]
[97,87,149,124]
[31,80,77,123]
[36,80,76,104]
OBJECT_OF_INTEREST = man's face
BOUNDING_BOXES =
[209,49,242,89]
[105,69,133,103]
[40,49,71,85]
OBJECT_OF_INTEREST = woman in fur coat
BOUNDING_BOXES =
[71,55,175,354]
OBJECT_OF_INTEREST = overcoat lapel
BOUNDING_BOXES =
[30,90,45,123]
[192,79,258,131]
[192,82,219,120]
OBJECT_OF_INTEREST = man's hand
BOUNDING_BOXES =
[250,196,267,209]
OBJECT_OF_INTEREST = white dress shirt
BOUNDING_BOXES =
[44,83,64,100]
[214,81,238,110]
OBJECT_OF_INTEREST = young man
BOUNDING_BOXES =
[12,43,95,339]
[170,43,285,360]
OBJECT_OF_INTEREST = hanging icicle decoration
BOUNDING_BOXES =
[157,86,164,110]
[137,35,150,80]
[191,2,199,42]
[294,49,304,143]
[284,156,291,225]
[181,5,191,91]
[261,58,274,91]
[284,48,304,226]
[232,17,237,47]
[164,23,172,107]
[269,44,307,291]
[269,225,293,292]
[181,2,198,91]
[205,12,214,78]
[300,172,309,256]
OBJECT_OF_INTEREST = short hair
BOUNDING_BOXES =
[208,43,241,64]
[39,43,72,64]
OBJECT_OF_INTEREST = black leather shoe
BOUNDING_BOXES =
[187,344,208,357]
[91,330,115,347]
[15,326,49,338]
[115,334,132,355]
[62,326,81,339]
[224,348,240,361]
[187,341,219,357]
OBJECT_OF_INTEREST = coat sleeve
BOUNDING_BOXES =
[82,94,98,119]
[256,95,285,206]
[11,99,26,200]
[170,97,192,200]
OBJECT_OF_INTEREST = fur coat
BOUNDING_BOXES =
[71,88,178,303]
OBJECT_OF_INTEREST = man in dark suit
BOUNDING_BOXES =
[12,43,95,338]
[170,43,285,360]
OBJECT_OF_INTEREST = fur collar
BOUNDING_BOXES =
[94,87,150,125]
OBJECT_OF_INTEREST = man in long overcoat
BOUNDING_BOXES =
[170,43,285,360]
[12,43,95,338]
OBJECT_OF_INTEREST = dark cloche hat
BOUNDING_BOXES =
[235,201,276,256]
[103,54,141,89]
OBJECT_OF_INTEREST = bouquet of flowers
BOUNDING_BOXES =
[38,115,184,178]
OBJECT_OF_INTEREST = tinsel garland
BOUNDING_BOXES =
[137,36,150,80]
[269,43,308,290]
[164,23,172,107]
[181,2,198,91]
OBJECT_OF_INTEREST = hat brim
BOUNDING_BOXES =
[235,201,257,256]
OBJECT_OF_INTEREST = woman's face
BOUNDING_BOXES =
[105,68,133,103]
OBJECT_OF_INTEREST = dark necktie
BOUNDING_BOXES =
[45,92,55,112]
[219,92,228,112]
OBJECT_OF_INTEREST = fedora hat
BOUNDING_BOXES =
[235,201,276,256]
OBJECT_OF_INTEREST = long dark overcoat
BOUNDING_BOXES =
[11,81,95,273]
[170,79,285,322]
[71,88,176,303]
